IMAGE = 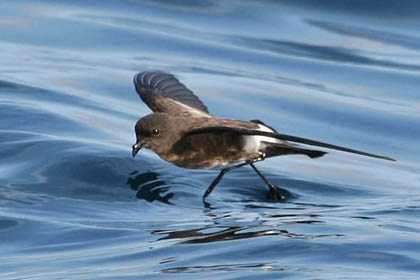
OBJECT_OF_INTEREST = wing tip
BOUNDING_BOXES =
[134,71,172,82]
[133,72,147,89]
[381,155,397,162]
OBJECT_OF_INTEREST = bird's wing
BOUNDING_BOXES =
[133,72,211,118]
[186,126,396,161]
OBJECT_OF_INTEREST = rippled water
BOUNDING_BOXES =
[1,1,420,279]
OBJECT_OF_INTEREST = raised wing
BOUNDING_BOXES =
[133,72,211,117]
[186,126,396,161]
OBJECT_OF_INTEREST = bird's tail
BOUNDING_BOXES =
[298,148,327,159]
[187,125,395,161]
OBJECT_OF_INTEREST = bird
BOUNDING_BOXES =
[131,71,395,202]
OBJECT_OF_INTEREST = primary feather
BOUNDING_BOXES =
[133,72,210,117]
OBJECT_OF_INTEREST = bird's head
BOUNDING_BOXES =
[132,113,180,157]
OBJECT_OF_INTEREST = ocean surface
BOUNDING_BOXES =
[1,1,420,279]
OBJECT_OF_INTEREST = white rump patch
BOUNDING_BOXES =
[243,124,279,153]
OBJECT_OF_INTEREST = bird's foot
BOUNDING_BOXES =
[268,184,285,201]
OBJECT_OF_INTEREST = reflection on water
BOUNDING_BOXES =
[159,262,278,274]
[127,171,174,203]
[128,167,299,207]
[152,224,343,244]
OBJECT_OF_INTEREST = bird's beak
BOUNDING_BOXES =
[132,142,144,158]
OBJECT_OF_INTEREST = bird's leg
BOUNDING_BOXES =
[203,161,250,201]
[248,162,285,201]
[203,152,284,201]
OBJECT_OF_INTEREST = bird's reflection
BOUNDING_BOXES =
[127,171,173,204]
[152,223,343,244]
[127,169,297,206]
[159,261,277,274]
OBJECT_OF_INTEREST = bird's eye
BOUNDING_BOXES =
[152,129,160,136]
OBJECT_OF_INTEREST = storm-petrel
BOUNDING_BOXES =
[131,72,395,201]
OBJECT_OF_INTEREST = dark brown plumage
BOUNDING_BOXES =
[131,72,395,202]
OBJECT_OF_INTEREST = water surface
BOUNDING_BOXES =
[1,1,420,279]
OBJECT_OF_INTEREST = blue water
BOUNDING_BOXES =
[1,1,420,279]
